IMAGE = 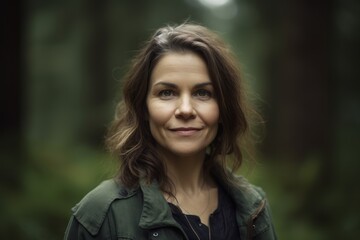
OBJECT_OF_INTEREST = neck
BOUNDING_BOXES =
[162,151,208,195]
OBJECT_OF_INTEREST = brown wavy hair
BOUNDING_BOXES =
[106,23,260,192]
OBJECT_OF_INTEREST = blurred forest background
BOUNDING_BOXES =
[2,0,360,239]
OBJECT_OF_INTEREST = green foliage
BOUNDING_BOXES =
[1,146,115,239]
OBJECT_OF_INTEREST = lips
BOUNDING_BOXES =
[169,127,202,136]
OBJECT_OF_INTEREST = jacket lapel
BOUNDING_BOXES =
[138,182,180,230]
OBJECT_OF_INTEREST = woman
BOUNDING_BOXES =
[65,23,277,240]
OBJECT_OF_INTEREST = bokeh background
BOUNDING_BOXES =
[2,0,360,239]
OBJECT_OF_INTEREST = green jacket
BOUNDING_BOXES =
[64,177,277,240]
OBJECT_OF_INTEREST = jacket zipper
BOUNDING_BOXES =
[246,199,266,240]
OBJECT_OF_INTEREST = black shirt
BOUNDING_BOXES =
[168,185,241,240]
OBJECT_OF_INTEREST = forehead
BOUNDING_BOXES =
[150,52,211,85]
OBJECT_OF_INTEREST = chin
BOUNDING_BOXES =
[168,147,207,157]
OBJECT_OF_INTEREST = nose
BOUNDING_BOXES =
[175,95,196,120]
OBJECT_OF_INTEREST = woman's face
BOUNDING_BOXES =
[146,51,219,158]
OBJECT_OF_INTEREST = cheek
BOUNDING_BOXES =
[147,101,173,128]
[209,108,220,125]
[200,102,220,126]
[147,108,162,140]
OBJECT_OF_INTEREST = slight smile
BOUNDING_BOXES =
[169,127,202,136]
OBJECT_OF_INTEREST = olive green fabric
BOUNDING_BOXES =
[64,177,277,240]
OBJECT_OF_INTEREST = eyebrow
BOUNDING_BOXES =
[153,81,213,88]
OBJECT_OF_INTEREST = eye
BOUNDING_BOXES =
[193,89,212,99]
[158,89,176,99]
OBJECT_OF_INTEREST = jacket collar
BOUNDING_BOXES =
[72,179,137,236]
[138,181,180,230]
[137,174,265,230]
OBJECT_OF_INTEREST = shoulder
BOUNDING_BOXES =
[228,175,277,239]
[217,173,268,217]
[70,179,139,236]
[212,167,267,203]
[237,175,267,198]
[219,173,266,204]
